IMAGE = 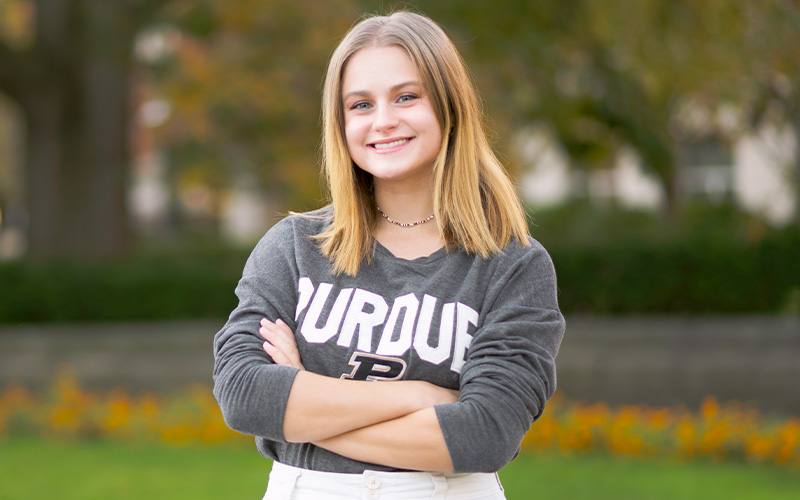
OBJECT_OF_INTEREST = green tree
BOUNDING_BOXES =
[149,0,362,219]
[413,0,799,220]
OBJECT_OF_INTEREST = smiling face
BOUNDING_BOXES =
[341,45,443,188]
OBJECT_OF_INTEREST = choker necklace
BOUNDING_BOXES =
[377,206,435,227]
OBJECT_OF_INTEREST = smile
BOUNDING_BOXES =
[370,138,411,150]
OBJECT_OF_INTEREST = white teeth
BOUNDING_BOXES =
[373,139,408,149]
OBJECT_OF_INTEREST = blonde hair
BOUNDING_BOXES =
[315,11,529,275]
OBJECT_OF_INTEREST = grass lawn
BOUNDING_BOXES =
[502,453,800,500]
[1,438,798,499]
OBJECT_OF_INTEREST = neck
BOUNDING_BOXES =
[373,177,435,224]
[372,178,444,259]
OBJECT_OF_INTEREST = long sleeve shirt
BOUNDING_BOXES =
[213,211,565,473]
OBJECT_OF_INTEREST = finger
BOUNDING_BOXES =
[263,340,290,365]
[260,324,296,354]
[260,324,303,367]
[259,318,304,369]
[259,318,271,339]
[259,319,293,343]
[264,339,304,370]
[267,334,302,368]
[258,323,272,339]
[259,317,277,334]
[260,320,299,354]
[269,319,296,345]
[274,318,294,335]
[259,322,290,347]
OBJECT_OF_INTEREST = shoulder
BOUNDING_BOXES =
[476,236,561,314]
[263,206,332,239]
[249,206,332,258]
[482,236,558,283]
[498,236,553,265]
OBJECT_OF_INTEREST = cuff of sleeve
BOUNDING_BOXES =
[434,403,475,472]
[221,364,300,441]
[261,365,301,441]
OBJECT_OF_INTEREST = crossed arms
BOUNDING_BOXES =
[259,318,458,472]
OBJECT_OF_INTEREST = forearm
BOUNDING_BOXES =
[313,407,453,472]
[283,371,454,443]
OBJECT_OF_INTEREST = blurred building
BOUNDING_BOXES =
[519,122,797,225]
[0,94,25,259]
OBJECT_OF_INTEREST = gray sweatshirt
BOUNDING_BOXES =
[213,211,565,473]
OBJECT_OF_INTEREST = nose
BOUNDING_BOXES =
[373,102,399,132]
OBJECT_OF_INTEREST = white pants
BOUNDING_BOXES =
[263,462,506,500]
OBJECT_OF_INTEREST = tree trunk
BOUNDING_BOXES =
[17,0,134,259]
[24,85,65,255]
[792,117,800,224]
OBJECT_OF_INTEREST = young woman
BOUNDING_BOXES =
[213,11,565,500]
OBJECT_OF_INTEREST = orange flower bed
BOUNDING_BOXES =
[0,365,250,447]
[522,394,800,468]
[1,366,798,468]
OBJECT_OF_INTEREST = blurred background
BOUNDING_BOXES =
[0,1,799,498]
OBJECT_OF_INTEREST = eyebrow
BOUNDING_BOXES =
[342,80,422,102]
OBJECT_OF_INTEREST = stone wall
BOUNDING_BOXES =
[556,316,800,415]
[1,316,798,415]
[0,321,219,393]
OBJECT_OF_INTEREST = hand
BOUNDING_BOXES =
[259,318,305,370]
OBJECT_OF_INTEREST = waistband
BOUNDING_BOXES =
[267,461,504,500]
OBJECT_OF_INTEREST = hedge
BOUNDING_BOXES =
[0,250,248,324]
[0,228,798,324]
[549,228,800,314]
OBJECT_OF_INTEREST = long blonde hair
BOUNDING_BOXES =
[315,11,529,275]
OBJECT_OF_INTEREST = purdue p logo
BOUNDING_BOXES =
[341,352,408,381]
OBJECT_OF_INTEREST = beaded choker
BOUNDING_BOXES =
[377,207,435,227]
